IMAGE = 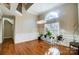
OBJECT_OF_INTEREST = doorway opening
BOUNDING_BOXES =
[2,16,15,43]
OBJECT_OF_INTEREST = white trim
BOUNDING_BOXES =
[3,18,14,24]
[4,36,12,39]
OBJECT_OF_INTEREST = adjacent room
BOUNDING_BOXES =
[0,3,79,55]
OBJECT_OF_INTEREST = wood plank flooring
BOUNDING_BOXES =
[0,38,78,55]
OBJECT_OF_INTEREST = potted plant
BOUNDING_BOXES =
[46,30,52,39]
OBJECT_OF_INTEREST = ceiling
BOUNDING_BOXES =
[0,3,34,16]
[27,3,64,15]
[0,3,19,16]
[0,3,64,16]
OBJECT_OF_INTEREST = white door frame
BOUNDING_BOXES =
[2,15,15,42]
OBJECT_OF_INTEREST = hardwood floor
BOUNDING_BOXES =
[0,38,15,55]
[0,38,78,55]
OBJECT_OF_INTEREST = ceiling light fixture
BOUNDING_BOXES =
[37,20,46,24]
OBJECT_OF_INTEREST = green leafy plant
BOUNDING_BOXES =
[47,30,52,37]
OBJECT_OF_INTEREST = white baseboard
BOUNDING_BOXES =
[0,40,2,44]
[14,32,39,43]
[4,36,13,39]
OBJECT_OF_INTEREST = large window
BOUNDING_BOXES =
[45,22,59,36]
[45,12,59,21]
[44,11,59,36]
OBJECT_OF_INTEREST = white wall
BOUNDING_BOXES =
[14,10,38,43]
[0,19,2,43]
[0,9,2,43]
[58,4,78,46]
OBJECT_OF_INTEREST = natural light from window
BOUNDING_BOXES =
[45,12,59,21]
[44,11,59,36]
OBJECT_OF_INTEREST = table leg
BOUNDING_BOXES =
[69,44,71,54]
[78,48,79,55]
